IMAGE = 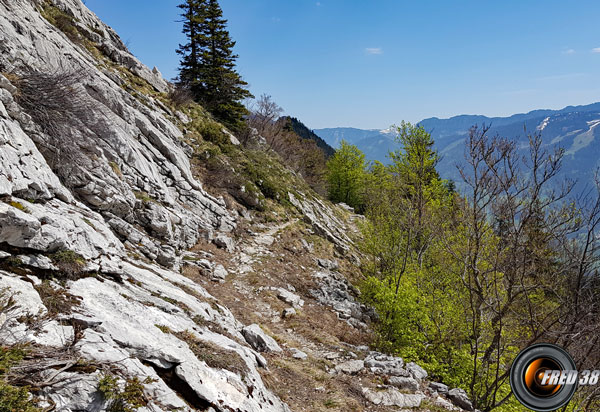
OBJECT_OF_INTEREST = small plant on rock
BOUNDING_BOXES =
[49,250,86,278]
[97,374,154,412]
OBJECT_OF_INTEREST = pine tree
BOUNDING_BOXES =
[176,0,203,92]
[176,0,252,132]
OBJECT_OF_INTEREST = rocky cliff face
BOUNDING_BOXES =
[0,1,476,411]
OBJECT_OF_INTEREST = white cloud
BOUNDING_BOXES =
[365,47,383,55]
[316,2,321,6]
[563,49,576,55]
[592,47,600,53]
[536,73,585,81]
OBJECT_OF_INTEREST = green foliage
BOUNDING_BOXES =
[326,140,367,211]
[176,0,253,131]
[98,374,153,412]
[0,347,26,376]
[356,122,600,411]
[244,161,283,201]
[0,382,39,412]
[0,345,39,412]
[198,121,229,146]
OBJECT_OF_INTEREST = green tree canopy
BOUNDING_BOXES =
[326,140,366,211]
[176,0,252,131]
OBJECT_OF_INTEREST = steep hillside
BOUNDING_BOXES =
[0,1,477,411]
[282,117,335,158]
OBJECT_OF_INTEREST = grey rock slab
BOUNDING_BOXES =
[430,381,449,394]
[388,376,420,391]
[288,192,351,253]
[362,387,425,408]
[214,233,235,252]
[317,258,339,271]
[335,360,364,375]
[291,348,308,360]
[364,353,408,377]
[433,395,456,410]
[212,264,228,280]
[242,324,283,353]
[447,388,474,411]
[406,361,428,380]
[17,254,58,271]
[274,287,304,308]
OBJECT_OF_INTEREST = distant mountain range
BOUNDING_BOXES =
[315,102,600,195]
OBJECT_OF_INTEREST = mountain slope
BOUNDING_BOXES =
[0,1,476,411]
[283,116,335,157]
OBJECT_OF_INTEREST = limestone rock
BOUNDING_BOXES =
[447,388,474,411]
[317,258,339,271]
[282,307,296,318]
[406,361,428,380]
[363,352,408,377]
[430,381,449,394]
[388,376,420,391]
[242,324,282,353]
[311,271,376,327]
[212,264,228,281]
[214,233,235,252]
[291,348,308,360]
[274,287,304,308]
[363,387,425,408]
[335,360,364,375]
[288,192,352,253]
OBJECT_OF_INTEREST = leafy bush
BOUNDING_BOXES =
[244,163,282,201]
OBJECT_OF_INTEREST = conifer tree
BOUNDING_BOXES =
[176,0,252,131]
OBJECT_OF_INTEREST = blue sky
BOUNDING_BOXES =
[85,0,600,129]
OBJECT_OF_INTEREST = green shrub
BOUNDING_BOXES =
[0,347,39,412]
[198,121,229,146]
[244,161,283,201]
[98,374,153,412]
[0,382,39,412]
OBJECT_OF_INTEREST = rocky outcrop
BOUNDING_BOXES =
[242,324,283,353]
[0,0,235,269]
[288,192,352,253]
[0,0,285,410]
[311,270,376,328]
